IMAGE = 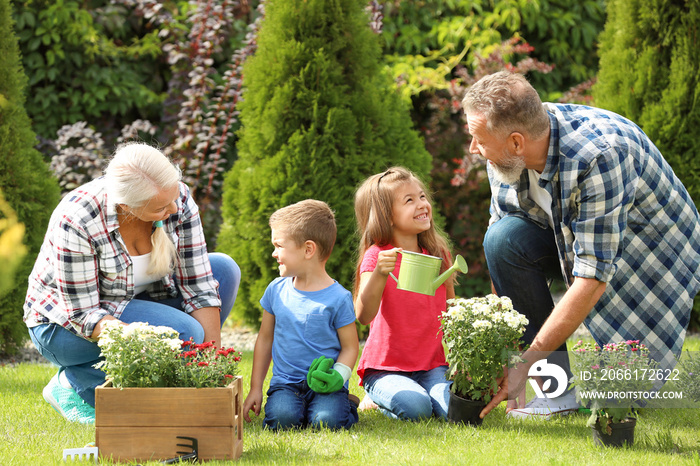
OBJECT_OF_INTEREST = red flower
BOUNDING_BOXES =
[224,374,234,379]
[198,362,209,367]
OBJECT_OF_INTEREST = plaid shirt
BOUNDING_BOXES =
[24,178,221,339]
[488,103,700,370]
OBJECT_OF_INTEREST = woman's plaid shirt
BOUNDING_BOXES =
[23,178,221,339]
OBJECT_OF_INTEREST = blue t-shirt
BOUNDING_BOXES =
[260,277,356,386]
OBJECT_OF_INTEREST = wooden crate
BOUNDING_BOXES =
[95,376,242,462]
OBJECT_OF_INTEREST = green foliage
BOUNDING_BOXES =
[379,0,605,98]
[0,190,26,298]
[10,0,164,140]
[218,0,432,325]
[593,0,700,330]
[0,0,61,354]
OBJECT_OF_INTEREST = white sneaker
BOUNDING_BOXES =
[506,391,579,420]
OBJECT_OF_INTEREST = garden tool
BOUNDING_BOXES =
[389,250,468,296]
[62,445,98,463]
[161,436,198,464]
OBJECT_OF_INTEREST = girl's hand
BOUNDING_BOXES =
[374,248,401,276]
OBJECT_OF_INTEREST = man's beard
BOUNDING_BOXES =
[489,150,526,185]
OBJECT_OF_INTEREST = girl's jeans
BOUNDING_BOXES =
[483,215,573,390]
[362,366,451,421]
[263,382,358,430]
[28,253,240,407]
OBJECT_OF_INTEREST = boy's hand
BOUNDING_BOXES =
[306,356,330,386]
[309,369,344,393]
[242,390,262,422]
[307,356,344,393]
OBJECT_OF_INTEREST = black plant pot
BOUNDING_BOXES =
[590,418,636,447]
[447,391,487,426]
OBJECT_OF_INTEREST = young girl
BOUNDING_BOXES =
[354,167,455,421]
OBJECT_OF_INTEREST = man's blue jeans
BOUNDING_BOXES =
[28,252,240,407]
[362,365,452,421]
[483,216,572,391]
[263,382,359,430]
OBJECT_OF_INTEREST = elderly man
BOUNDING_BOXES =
[462,71,700,419]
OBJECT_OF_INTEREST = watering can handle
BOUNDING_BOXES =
[389,272,398,283]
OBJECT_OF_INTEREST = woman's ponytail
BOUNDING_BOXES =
[148,225,177,277]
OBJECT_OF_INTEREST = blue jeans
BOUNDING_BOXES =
[263,382,358,430]
[483,215,572,389]
[362,366,452,421]
[28,252,240,407]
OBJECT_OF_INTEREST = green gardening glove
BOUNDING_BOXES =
[306,356,327,386]
[307,356,344,393]
[310,367,344,393]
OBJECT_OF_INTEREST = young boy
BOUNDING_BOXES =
[242,200,359,430]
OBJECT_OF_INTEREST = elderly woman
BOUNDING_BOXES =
[23,143,240,424]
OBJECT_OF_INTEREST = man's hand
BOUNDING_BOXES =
[479,364,529,419]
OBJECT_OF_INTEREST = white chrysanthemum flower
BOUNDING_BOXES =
[472,320,492,330]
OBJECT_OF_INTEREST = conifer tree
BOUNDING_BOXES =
[0,0,60,353]
[218,0,432,324]
[593,0,700,328]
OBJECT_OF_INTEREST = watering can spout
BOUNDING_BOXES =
[432,255,468,292]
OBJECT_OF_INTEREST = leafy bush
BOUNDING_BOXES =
[593,0,700,330]
[10,0,164,140]
[379,0,605,98]
[0,191,26,299]
[0,0,60,354]
[218,0,432,325]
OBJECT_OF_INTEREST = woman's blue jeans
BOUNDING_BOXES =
[483,216,572,390]
[28,252,240,407]
[263,382,359,430]
[362,366,452,421]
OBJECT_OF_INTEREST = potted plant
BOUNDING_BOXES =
[94,321,243,462]
[440,295,528,425]
[569,340,655,447]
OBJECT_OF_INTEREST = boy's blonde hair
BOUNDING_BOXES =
[269,200,337,262]
[353,167,454,295]
[105,143,181,277]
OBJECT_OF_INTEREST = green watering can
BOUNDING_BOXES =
[389,250,468,296]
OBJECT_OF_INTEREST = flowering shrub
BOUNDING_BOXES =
[569,340,656,430]
[675,351,700,403]
[95,321,240,388]
[441,295,528,402]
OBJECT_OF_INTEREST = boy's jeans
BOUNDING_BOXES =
[362,366,451,421]
[483,215,573,391]
[28,253,240,406]
[263,382,358,430]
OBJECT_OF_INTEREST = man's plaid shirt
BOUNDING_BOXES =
[24,178,221,339]
[488,103,700,370]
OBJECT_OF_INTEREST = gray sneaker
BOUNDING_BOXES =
[506,391,579,420]
[42,372,95,424]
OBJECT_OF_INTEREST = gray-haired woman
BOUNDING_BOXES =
[24,143,240,424]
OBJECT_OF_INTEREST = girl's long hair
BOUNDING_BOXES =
[105,143,181,277]
[353,167,454,296]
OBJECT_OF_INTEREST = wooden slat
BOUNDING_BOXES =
[96,426,242,461]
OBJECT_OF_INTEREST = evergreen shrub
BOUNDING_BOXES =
[0,0,60,354]
[594,0,700,330]
[218,0,432,325]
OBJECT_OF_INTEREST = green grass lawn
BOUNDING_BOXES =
[2,336,699,465]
